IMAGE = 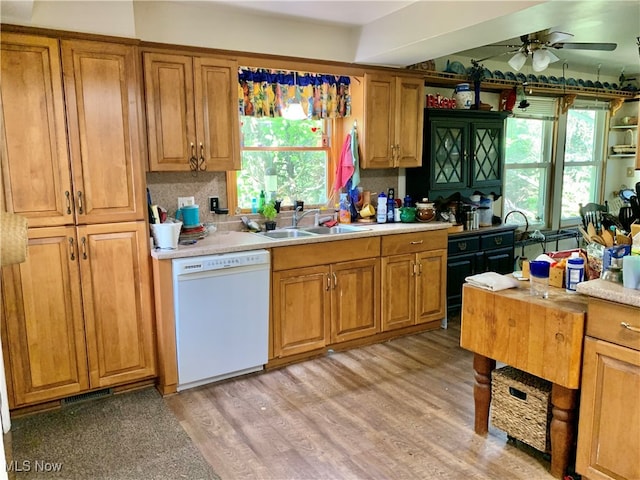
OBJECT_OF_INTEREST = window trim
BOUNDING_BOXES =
[227,117,335,213]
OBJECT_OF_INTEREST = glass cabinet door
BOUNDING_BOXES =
[430,120,467,190]
[471,121,504,189]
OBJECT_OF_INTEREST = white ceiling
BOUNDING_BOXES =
[214,0,640,77]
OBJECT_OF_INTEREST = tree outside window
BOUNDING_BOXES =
[236,116,330,210]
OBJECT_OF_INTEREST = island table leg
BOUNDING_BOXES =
[550,384,578,479]
[472,354,496,435]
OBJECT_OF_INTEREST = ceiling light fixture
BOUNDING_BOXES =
[282,72,307,121]
[508,46,559,72]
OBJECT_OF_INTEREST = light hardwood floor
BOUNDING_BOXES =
[166,318,556,479]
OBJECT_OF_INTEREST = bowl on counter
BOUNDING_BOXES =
[399,207,416,223]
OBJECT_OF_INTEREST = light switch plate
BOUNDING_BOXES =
[178,196,195,208]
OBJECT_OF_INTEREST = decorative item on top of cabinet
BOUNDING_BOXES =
[361,73,424,168]
[143,51,240,172]
[405,109,509,202]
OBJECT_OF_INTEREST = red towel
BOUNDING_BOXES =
[333,133,354,192]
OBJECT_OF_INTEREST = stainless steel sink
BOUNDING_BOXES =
[256,224,369,240]
[302,225,369,235]
[257,229,317,239]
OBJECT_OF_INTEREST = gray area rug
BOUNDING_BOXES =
[9,388,219,480]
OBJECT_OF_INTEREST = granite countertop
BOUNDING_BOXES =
[576,278,640,308]
[151,221,451,260]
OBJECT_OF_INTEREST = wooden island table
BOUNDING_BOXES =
[460,281,588,479]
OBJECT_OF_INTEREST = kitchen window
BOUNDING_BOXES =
[230,116,332,211]
[503,97,607,229]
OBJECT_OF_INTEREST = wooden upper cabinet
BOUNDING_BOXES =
[194,57,240,171]
[61,39,145,224]
[395,76,424,168]
[1,226,89,407]
[361,73,423,169]
[143,52,240,172]
[143,53,195,171]
[0,33,73,227]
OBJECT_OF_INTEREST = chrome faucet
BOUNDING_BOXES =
[292,207,320,227]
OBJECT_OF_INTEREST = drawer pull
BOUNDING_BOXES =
[458,242,467,251]
[494,237,503,245]
[410,240,423,245]
[621,322,640,333]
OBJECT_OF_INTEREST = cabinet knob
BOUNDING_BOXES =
[494,237,503,245]
[458,242,467,251]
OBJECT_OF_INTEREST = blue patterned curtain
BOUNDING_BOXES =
[238,68,351,119]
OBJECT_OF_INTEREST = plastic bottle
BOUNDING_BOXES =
[386,188,395,223]
[376,192,387,223]
[258,190,265,212]
[339,193,351,224]
[566,252,585,292]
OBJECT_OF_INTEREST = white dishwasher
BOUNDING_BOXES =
[172,250,270,391]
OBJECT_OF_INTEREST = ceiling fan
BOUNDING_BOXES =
[477,30,617,72]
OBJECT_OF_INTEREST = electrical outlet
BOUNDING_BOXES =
[209,196,219,213]
[178,196,195,208]
[627,167,635,178]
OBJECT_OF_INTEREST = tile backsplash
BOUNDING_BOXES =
[145,168,399,231]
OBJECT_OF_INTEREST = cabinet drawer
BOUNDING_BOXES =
[480,231,514,250]
[448,236,480,255]
[381,230,447,256]
[272,237,380,271]
[587,299,640,351]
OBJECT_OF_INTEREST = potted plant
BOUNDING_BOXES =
[261,201,278,231]
[468,59,486,109]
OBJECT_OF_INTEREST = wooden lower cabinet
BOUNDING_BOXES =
[381,231,447,332]
[272,265,330,358]
[576,300,640,480]
[272,258,380,358]
[1,222,156,408]
[270,238,382,360]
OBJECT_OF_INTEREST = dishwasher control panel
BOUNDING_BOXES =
[173,250,270,275]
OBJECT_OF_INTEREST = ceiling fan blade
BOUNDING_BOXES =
[543,31,573,44]
[554,42,617,51]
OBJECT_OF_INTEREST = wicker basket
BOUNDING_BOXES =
[0,212,28,266]
[491,366,552,452]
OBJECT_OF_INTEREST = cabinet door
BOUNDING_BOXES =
[330,258,380,343]
[194,57,240,171]
[0,33,73,227]
[447,252,477,312]
[416,249,446,324]
[143,52,196,171]
[576,337,640,480]
[78,222,156,388]
[272,266,330,358]
[484,246,514,275]
[395,76,424,168]
[430,119,468,191]
[1,227,88,407]
[362,73,395,168]
[470,121,504,189]
[381,254,415,331]
[61,40,145,224]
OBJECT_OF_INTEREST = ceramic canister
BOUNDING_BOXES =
[454,83,473,110]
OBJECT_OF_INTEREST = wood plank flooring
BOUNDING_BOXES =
[166,318,555,479]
